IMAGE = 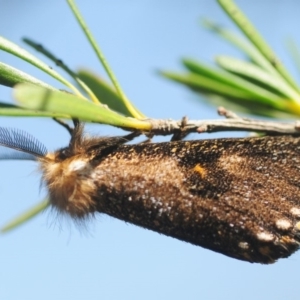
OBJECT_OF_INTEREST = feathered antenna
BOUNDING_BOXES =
[0,127,47,160]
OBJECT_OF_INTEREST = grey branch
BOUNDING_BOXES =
[145,107,300,136]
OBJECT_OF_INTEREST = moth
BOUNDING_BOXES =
[1,123,300,264]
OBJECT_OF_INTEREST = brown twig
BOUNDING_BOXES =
[145,107,300,137]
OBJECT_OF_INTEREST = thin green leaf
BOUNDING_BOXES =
[162,71,257,99]
[14,84,151,130]
[161,71,299,115]
[217,0,300,92]
[1,199,50,233]
[66,0,145,119]
[0,62,55,89]
[182,60,286,107]
[204,94,297,119]
[0,102,67,117]
[202,19,278,76]
[215,55,300,103]
[0,36,83,96]
[78,69,144,117]
[23,38,100,104]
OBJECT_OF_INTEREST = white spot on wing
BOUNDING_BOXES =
[238,242,249,249]
[257,232,274,242]
[275,219,292,230]
[290,207,300,217]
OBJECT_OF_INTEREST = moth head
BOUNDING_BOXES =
[41,123,102,220]
[0,123,135,220]
[0,124,96,220]
[43,123,137,219]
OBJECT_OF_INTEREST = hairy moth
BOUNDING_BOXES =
[1,123,300,264]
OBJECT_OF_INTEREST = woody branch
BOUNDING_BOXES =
[145,107,300,137]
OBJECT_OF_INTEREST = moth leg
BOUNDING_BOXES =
[140,134,154,143]
[53,117,77,136]
[122,131,141,143]
[102,131,142,148]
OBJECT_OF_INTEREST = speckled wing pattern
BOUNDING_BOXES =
[90,135,300,264]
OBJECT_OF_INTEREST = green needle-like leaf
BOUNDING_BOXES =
[204,94,297,119]
[202,19,278,76]
[215,56,300,103]
[0,102,67,118]
[1,199,50,233]
[217,0,300,92]
[23,38,100,104]
[182,60,287,107]
[161,70,300,116]
[78,69,144,117]
[0,62,55,89]
[0,36,82,96]
[66,0,145,119]
[14,84,151,130]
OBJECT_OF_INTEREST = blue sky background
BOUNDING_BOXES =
[1,1,300,299]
